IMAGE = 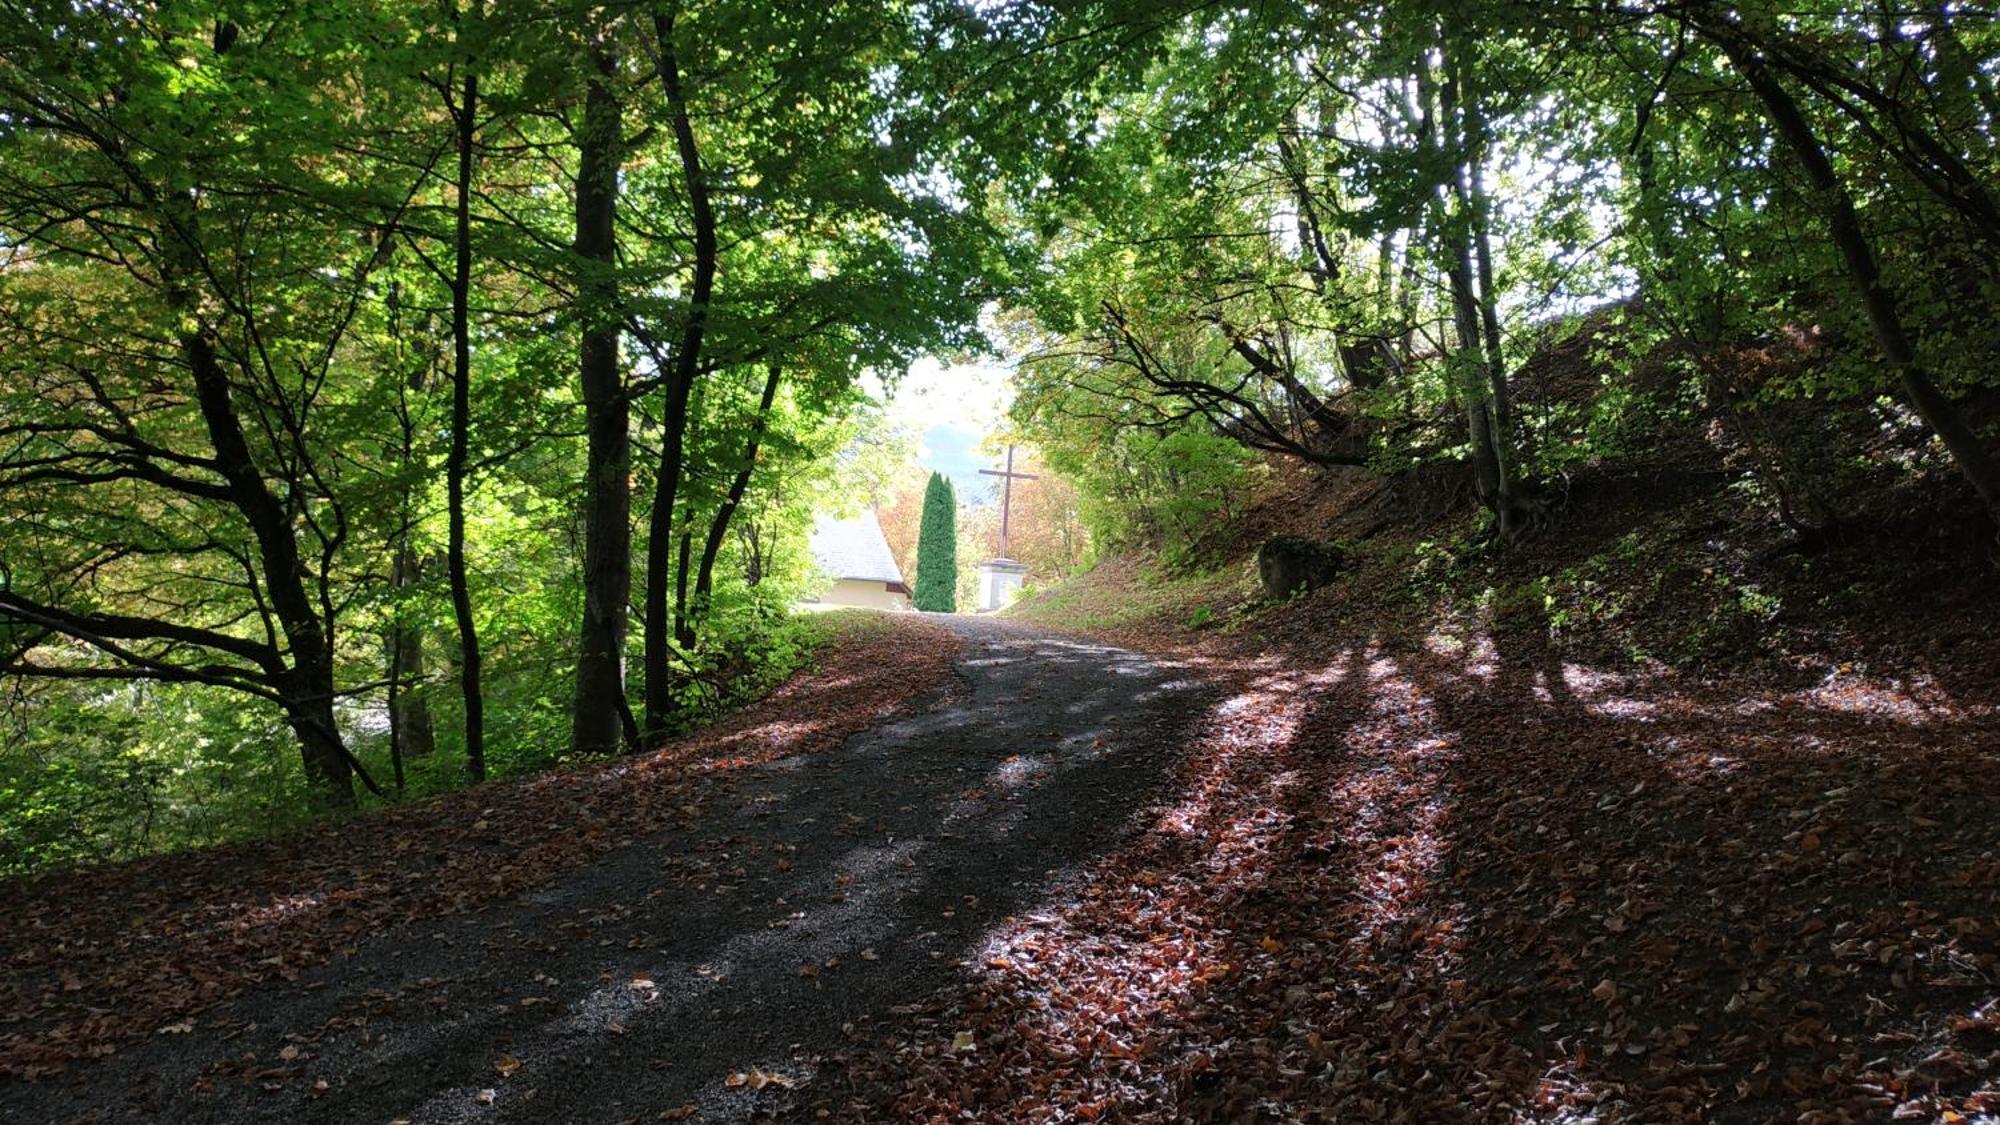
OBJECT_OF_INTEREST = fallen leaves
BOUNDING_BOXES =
[818,614,2000,1122]
[724,1067,795,1090]
[0,616,962,1079]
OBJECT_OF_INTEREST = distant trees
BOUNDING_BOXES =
[914,474,959,613]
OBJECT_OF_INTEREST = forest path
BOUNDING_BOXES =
[0,617,1214,1124]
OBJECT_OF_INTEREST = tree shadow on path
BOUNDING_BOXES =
[0,618,1220,1124]
[827,601,2000,1122]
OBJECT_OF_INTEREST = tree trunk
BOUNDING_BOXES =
[1447,249,1511,525]
[184,331,356,802]
[692,365,782,617]
[283,685,354,799]
[642,10,717,739]
[388,548,436,762]
[673,530,694,650]
[1720,34,2000,526]
[1470,177,1511,440]
[156,170,357,802]
[1447,27,1515,446]
[739,522,767,587]
[1431,28,1523,540]
[570,47,630,757]
[448,60,486,782]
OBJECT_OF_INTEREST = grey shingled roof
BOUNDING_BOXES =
[808,510,906,587]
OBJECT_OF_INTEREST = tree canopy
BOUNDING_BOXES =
[3,0,1998,866]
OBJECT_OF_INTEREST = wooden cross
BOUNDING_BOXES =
[978,444,1038,557]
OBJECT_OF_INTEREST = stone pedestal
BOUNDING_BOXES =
[975,558,1029,612]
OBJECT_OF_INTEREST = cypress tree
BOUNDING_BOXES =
[913,471,958,612]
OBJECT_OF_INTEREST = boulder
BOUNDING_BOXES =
[1257,535,1343,599]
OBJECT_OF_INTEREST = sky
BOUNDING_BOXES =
[866,355,1015,507]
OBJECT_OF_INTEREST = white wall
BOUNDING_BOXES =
[813,578,909,612]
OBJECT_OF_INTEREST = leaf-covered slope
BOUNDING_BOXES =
[0,612,959,1081]
[834,320,2000,1120]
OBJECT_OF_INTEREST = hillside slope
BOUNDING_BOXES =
[830,328,2000,1120]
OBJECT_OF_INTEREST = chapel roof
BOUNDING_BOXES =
[808,509,906,587]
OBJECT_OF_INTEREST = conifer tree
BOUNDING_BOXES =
[913,472,958,612]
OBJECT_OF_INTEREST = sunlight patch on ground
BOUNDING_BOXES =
[1795,669,1980,726]
[220,892,329,935]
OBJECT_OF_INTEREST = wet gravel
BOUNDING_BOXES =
[0,616,1214,1124]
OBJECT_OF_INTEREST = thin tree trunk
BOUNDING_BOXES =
[384,280,427,792]
[386,629,405,792]
[643,10,717,738]
[448,58,486,782]
[1446,248,1510,521]
[692,365,781,620]
[570,46,630,757]
[1719,34,2000,525]
[1375,231,1396,322]
[1395,235,1422,366]
[1470,178,1510,435]
[1431,29,1522,539]
[1448,29,1515,445]
[388,547,435,777]
[673,530,694,651]
[739,522,766,587]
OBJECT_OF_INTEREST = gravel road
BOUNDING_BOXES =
[0,616,1213,1124]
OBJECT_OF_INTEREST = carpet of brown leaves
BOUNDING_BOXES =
[820,611,2000,1121]
[0,612,960,1081]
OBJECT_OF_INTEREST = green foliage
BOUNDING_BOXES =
[1000,0,2000,558]
[3,0,2000,874]
[0,682,307,877]
[914,473,959,613]
[1012,379,1260,561]
[0,0,1006,870]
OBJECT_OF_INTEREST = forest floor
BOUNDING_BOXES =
[823,594,2000,1123]
[0,616,1218,1124]
[803,451,2000,1122]
[5,490,2000,1124]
